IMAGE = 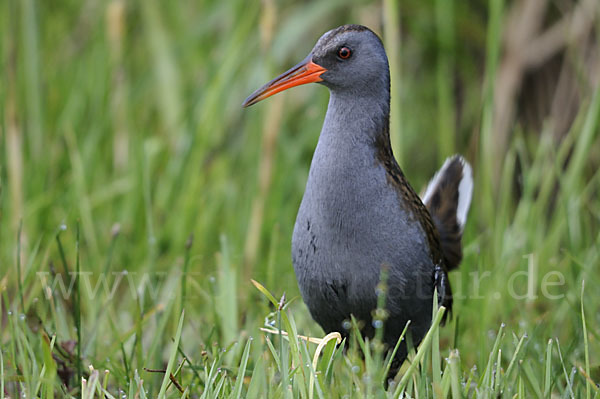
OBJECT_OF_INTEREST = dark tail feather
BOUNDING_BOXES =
[421,156,473,271]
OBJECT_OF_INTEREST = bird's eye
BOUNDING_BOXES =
[337,47,351,59]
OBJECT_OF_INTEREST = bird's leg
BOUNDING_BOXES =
[434,264,453,324]
[433,265,447,305]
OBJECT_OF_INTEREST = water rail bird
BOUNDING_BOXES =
[243,24,473,375]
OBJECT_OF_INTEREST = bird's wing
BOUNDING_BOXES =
[374,127,453,316]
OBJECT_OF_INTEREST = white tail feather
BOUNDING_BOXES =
[421,156,473,230]
[456,159,473,229]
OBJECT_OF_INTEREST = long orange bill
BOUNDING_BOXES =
[242,55,327,107]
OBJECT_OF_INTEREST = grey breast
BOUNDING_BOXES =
[291,131,435,336]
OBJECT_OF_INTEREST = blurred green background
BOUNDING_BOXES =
[1,0,599,397]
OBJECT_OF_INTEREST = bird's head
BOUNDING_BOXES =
[242,24,389,107]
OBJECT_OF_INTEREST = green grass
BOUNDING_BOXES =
[1,0,599,397]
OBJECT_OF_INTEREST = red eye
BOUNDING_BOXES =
[338,47,351,59]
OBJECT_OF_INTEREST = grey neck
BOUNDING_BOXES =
[318,86,391,156]
[303,87,393,210]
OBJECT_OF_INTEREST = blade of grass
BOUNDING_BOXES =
[162,360,185,393]
[493,348,502,395]
[82,369,100,399]
[134,369,148,399]
[521,361,544,398]
[319,335,342,384]
[394,306,446,396]
[75,222,82,386]
[448,349,462,399]
[555,338,575,399]
[16,219,24,312]
[438,360,451,397]
[383,320,411,382]
[41,332,57,399]
[518,374,525,398]
[464,365,475,397]
[544,338,553,398]
[1,346,4,399]
[309,332,341,399]
[216,235,238,362]
[277,304,290,399]
[581,281,591,399]
[246,355,266,398]
[301,339,324,399]
[265,336,281,372]
[55,227,70,277]
[174,341,203,387]
[157,310,185,399]
[479,323,504,389]
[432,289,441,392]
[505,333,527,379]
[284,307,308,399]
[251,279,278,307]
[230,338,252,399]
[180,234,193,315]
